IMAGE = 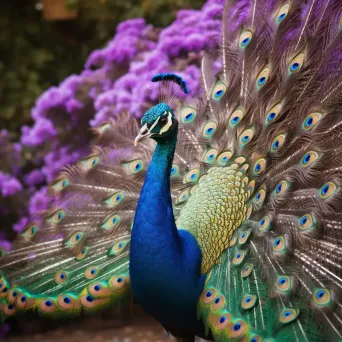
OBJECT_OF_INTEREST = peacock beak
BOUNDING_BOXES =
[134,124,152,146]
[134,116,161,146]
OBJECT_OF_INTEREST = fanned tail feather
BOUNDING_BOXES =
[0,1,341,341]
[194,0,342,341]
[0,114,152,321]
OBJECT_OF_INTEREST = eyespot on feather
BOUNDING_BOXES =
[82,156,100,169]
[238,230,251,245]
[217,151,233,166]
[52,177,69,191]
[276,3,289,23]
[256,67,270,90]
[211,81,227,101]
[239,127,254,147]
[274,180,290,196]
[266,103,282,126]
[300,151,319,168]
[232,250,246,265]
[273,236,287,253]
[21,224,39,238]
[319,181,338,200]
[84,266,99,279]
[47,209,65,224]
[228,319,248,339]
[100,214,120,230]
[75,246,89,261]
[200,288,217,304]
[254,187,266,206]
[270,134,286,153]
[241,264,253,278]
[288,53,305,74]
[184,169,200,184]
[202,148,217,164]
[250,334,263,342]
[180,106,197,123]
[298,214,316,232]
[313,288,332,307]
[127,160,144,174]
[103,191,124,207]
[177,189,190,204]
[65,231,84,247]
[259,215,271,232]
[239,30,253,48]
[3,303,16,316]
[302,112,323,130]
[7,289,21,304]
[38,298,58,314]
[202,121,217,139]
[170,165,180,177]
[212,312,233,330]
[16,293,36,310]
[55,271,69,284]
[229,108,244,128]
[241,294,257,310]
[275,275,292,294]
[253,158,266,175]
[80,294,110,309]
[107,240,129,257]
[57,294,81,311]
[279,308,299,324]
[88,282,112,298]
[211,295,226,311]
[109,275,128,292]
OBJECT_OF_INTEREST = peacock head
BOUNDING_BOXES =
[134,103,178,146]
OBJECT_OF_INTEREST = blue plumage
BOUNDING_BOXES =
[130,113,207,339]
[151,73,189,94]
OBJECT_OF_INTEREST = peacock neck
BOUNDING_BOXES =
[130,127,207,339]
[132,130,180,251]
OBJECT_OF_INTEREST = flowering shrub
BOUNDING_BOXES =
[0,0,223,246]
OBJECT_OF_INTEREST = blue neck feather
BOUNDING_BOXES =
[130,126,208,339]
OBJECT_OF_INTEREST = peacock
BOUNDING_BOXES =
[1,0,342,341]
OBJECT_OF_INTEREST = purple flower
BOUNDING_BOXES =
[29,186,52,215]
[13,216,29,233]
[0,173,22,197]
[21,118,57,146]
[24,169,44,186]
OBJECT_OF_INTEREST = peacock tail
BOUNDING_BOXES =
[1,0,342,341]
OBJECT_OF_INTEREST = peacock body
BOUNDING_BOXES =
[1,0,342,341]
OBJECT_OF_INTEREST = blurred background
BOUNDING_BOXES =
[0,0,223,340]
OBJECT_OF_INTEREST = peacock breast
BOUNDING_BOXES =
[176,163,249,274]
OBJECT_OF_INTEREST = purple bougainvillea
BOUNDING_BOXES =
[0,0,223,243]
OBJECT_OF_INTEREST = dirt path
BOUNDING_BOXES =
[4,306,209,342]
